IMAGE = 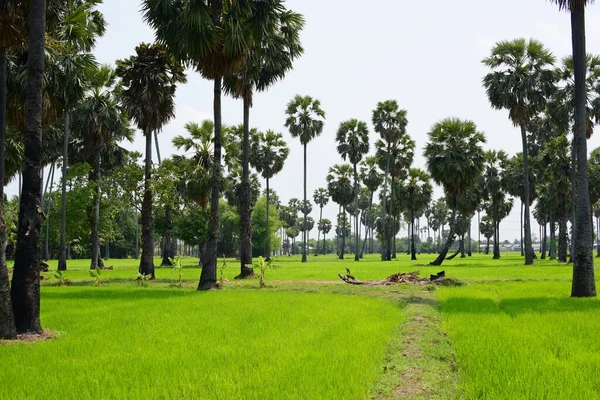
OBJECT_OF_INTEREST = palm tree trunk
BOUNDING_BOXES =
[199,77,223,290]
[152,134,173,268]
[541,223,547,260]
[11,0,45,334]
[550,217,556,260]
[596,216,600,257]
[411,213,416,260]
[485,237,490,254]
[302,143,308,263]
[570,5,596,296]
[339,207,346,259]
[237,97,254,274]
[429,201,457,266]
[519,124,534,264]
[493,219,500,259]
[140,131,154,279]
[265,178,271,261]
[353,163,360,261]
[380,144,392,261]
[570,138,576,263]
[388,175,395,260]
[559,216,568,262]
[316,205,322,256]
[58,111,69,271]
[0,42,16,339]
[520,200,524,256]
[460,235,466,258]
[90,151,101,270]
[44,163,55,260]
[361,192,373,257]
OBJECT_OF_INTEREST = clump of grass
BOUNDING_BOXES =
[89,268,102,286]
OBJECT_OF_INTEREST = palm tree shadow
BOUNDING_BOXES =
[440,296,600,316]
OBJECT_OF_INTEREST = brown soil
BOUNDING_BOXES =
[0,329,58,345]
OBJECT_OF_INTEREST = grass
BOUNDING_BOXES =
[0,285,403,399]
[4,252,600,399]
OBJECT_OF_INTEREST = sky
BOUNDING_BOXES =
[9,0,600,243]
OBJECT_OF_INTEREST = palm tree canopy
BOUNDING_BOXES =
[372,100,407,144]
[326,164,355,208]
[250,129,289,180]
[397,168,433,215]
[284,95,325,145]
[318,218,332,234]
[375,134,415,180]
[223,4,304,105]
[336,119,370,165]
[550,0,593,11]
[116,42,186,136]
[313,188,329,208]
[482,38,557,126]
[424,118,486,202]
[360,156,383,192]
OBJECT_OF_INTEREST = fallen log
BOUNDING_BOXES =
[338,270,462,287]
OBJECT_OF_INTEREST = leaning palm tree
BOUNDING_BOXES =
[424,118,486,266]
[143,0,283,290]
[285,95,325,263]
[482,38,556,265]
[250,130,289,261]
[116,42,186,279]
[372,100,408,261]
[313,188,329,256]
[327,164,355,260]
[336,119,369,261]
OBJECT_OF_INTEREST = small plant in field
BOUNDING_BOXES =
[53,270,70,286]
[217,256,228,287]
[170,256,184,288]
[89,268,102,286]
[136,271,152,287]
[247,256,279,288]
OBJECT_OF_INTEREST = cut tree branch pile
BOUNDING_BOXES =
[338,270,462,286]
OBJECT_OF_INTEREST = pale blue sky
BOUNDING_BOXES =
[12,1,600,242]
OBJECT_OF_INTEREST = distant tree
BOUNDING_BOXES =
[327,164,355,259]
[480,216,495,254]
[336,119,369,261]
[318,218,332,254]
[285,95,325,263]
[313,188,329,256]
[397,168,432,260]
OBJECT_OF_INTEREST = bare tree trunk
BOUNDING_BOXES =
[493,220,500,259]
[44,163,55,260]
[140,131,154,278]
[570,5,596,296]
[265,178,271,261]
[11,0,46,334]
[58,111,69,271]
[0,42,16,339]
[550,218,556,260]
[380,143,391,261]
[520,124,534,264]
[302,143,308,263]
[199,77,223,290]
[353,163,360,261]
[541,223,547,260]
[90,152,101,270]
[520,200,524,256]
[237,96,254,274]
[559,217,568,262]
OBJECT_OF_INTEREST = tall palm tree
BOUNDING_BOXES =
[285,95,325,263]
[397,168,433,261]
[72,65,132,271]
[336,119,369,261]
[483,38,556,265]
[313,188,329,256]
[224,5,303,277]
[10,0,46,334]
[424,118,486,266]
[327,164,355,260]
[143,0,286,291]
[116,42,186,279]
[250,130,289,261]
[318,218,332,254]
[372,100,408,261]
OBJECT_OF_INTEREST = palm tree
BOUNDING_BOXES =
[397,168,433,260]
[313,188,329,256]
[372,100,408,261]
[424,118,486,266]
[250,130,289,261]
[336,119,369,261]
[483,38,556,265]
[480,215,495,254]
[116,42,186,279]
[285,95,325,263]
[223,5,303,277]
[72,65,132,271]
[143,0,281,290]
[359,156,382,256]
[10,0,46,335]
[327,164,355,259]
[318,218,332,254]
